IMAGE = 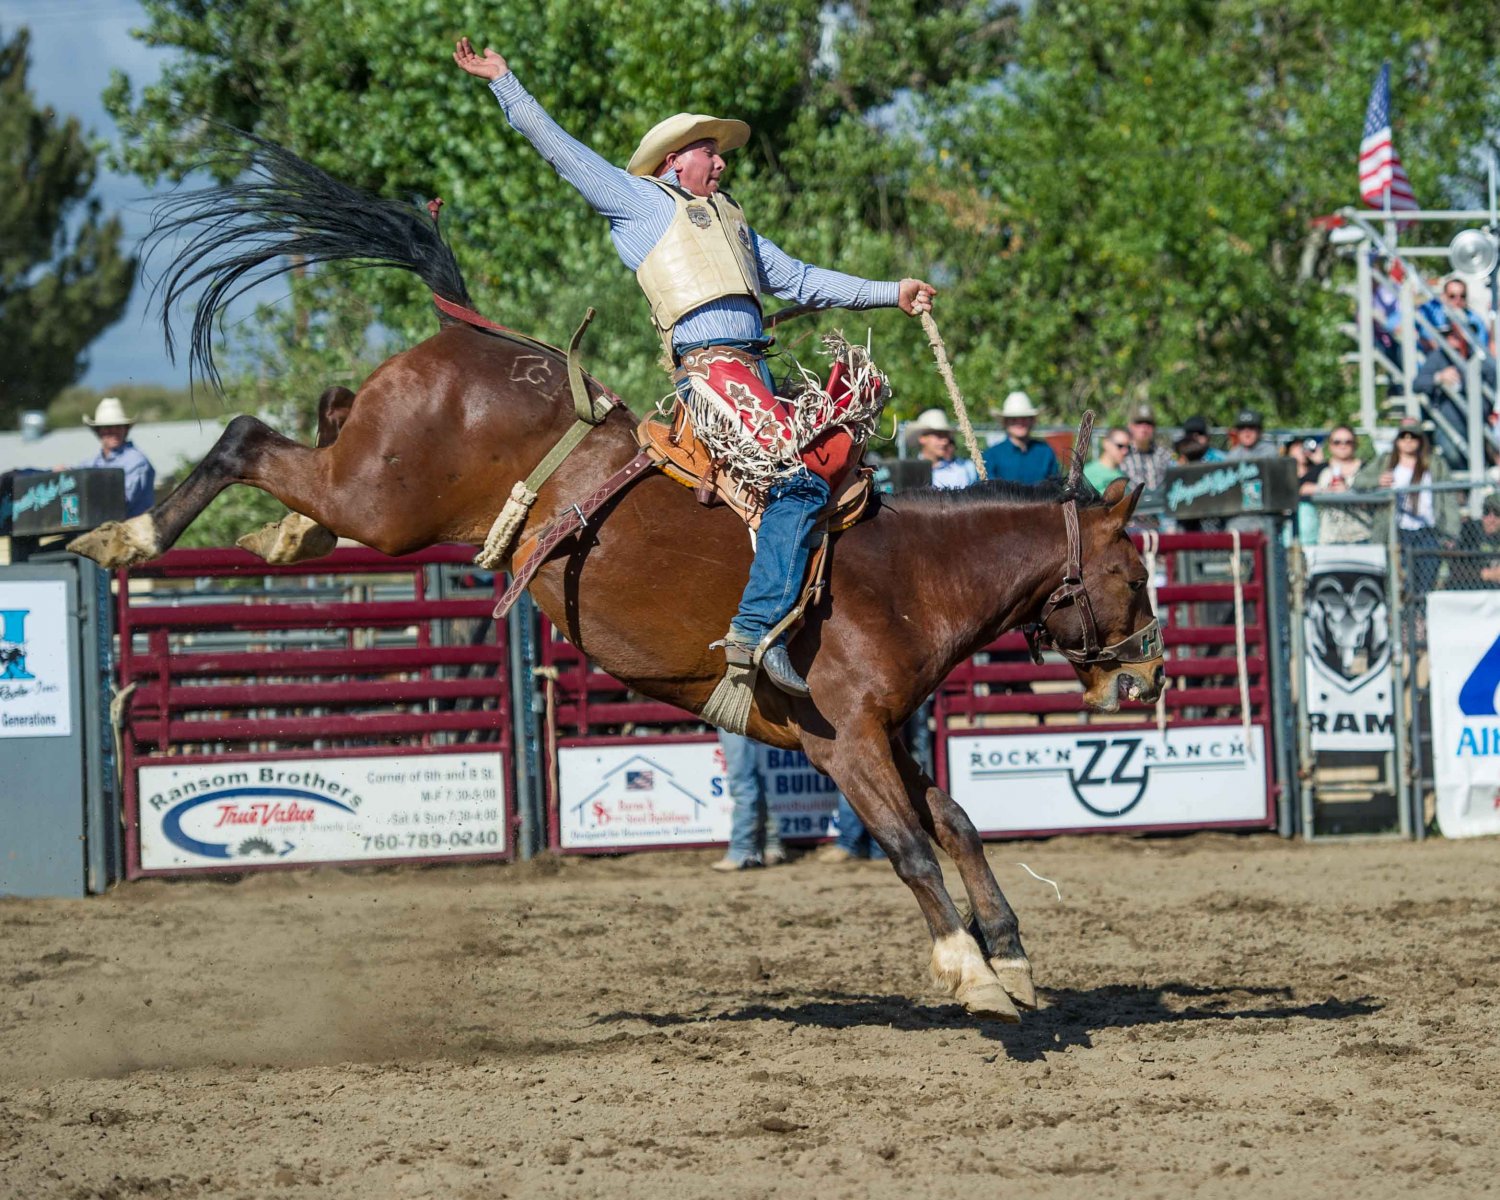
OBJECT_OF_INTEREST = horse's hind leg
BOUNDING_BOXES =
[235,387,352,563]
[892,741,1036,1009]
[70,414,335,567]
[818,725,1020,1022]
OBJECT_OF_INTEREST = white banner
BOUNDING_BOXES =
[138,754,507,869]
[1427,592,1500,838]
[1302,544,1396,751]
[0,580,72,739]
[946,725,1269,834]
[557,741,841,849]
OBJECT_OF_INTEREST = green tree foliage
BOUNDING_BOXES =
[105,0,1013,416]
[923,0,1500,426]
[107,1,1500,432]
[0,26,135,422]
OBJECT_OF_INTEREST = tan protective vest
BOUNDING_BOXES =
[635,178,762,342]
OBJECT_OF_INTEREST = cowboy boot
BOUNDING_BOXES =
[760,644,811,697]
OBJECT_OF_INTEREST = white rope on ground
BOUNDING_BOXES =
[1015,863,1062,901]
[1140,529,1167,738]
[1229,529,1255,758]
[919,312,987,481]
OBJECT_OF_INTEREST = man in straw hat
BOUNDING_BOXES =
[981,391,1059,485]
[455,38,935,696]
[907,408,979,490]
[78,397,155,517]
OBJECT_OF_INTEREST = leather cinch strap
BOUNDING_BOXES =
[493,450,657,619]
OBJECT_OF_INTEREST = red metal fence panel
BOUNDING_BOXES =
[117,547,514,876]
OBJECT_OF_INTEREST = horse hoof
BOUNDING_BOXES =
[956,980,1022,1024]
[67,516,159,568]
[237,513,336,563]
[990,958,1039,1010]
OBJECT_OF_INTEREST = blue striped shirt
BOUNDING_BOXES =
[489,74,901,349]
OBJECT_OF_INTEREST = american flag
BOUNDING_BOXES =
[1359,63,1418,213]
[625,770,654,791]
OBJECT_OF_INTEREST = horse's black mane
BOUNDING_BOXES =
[898,475,1110,509]
[145,124,474,393]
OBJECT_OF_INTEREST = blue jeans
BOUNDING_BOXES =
[834,794,885,859]
[720,732,784,864]
[732,469,831,644]
[672,340,831,645]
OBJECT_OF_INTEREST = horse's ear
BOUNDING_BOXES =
[1065,410,1095,495]
[1105,480,1145,530]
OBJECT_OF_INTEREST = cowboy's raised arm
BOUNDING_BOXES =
[749,228,935,316]
[453,37,650,224]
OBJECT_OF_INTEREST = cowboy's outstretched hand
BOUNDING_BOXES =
[899,278,936,316]
[454,37,508,80]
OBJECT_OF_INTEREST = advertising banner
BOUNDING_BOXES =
[945,724,1269,834]
[138,753,507,870]
[557,741,841,849]
[1302,544,1396,751]
[1427,592,1500,838]
[0,579,72,739]
[1161,458,1298,521]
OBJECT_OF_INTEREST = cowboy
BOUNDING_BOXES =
[454,38,935,697]
[907,408,979,490]
[982,391,1059,484]
[76,397,155,517]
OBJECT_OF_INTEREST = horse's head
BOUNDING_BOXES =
[1030,475,1166,713]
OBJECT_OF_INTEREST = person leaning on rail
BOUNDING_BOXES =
[453,38,935,698]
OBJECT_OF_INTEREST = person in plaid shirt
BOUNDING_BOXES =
[1121,402,1174,492]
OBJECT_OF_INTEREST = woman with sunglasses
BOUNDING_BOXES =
[1354,418,1459,600]
[1314,425,1367,544]
[1084,426,1132,492]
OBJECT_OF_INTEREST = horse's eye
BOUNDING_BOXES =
[1128,578,1146,592]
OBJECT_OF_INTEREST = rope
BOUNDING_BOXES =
[919,312,987,481]
[533,665,561,821]
[1229,530,1254,758]
[108,681,139,792]
[1140,530,1168,737]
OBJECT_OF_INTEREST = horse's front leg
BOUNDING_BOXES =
[815,722,1021,1022]
[892,740,1037,1009]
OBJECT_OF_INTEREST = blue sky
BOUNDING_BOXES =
[3,0,192,389]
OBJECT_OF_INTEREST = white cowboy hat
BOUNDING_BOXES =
[82,397,136,427]
[627,112,751,178]
[908,407,955,436]
[999,391,1038,419]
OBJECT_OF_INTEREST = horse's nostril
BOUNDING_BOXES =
[1153,664,1165,689]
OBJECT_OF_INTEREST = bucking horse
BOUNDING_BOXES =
[69,133,1165,1022]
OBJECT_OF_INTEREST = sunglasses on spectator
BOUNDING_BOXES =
[1396,430,1419,440]
[1108,440,1130,450]
[1445,289,1466,300]
[1329,437,1354,446]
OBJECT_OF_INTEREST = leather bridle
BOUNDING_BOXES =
[1023,495,1163,669]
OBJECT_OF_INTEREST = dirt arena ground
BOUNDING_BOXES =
[2,833,1497,1199]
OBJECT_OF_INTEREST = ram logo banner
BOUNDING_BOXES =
[138,753,506,870]
[0,581,71,739]
[1427,593,1500,837]
[1302,545,1395,750]
[945,725,1269,834]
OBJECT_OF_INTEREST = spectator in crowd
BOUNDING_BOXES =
[1314,424,1370,544]
[818,796,886,864]
[1355,417,1459,601]
[1084,426,1130,492]
[1455,493,1500,588]
[76,397,156,517]
[983,391,1059,484]
[1226,409,1278,460]
[1414,316,1497,471]
[711,732,787,872]
[1173,415,1225,464]
[908,407,980,490]
[1121,402,1174,492]
[1420,276,1490,353]
[1286,436,1324,543]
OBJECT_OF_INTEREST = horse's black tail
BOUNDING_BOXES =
[146,124,475,392]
